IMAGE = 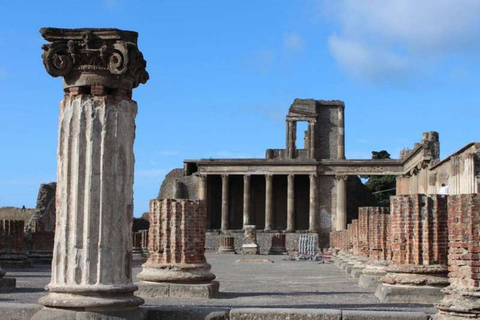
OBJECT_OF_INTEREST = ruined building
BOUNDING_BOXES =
[159,98,480,252]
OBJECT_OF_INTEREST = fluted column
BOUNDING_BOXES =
[243,174,251,228]
[265,174,274,231]
[286,174,295,232]
[336,175,348,231]
[338,105,345,159]
[34,28,149,318]
[309,174,318,232]
[221,174,229,231]
[198,174,207,201]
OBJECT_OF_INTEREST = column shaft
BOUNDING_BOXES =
[309,174,318,232]
[265,174,274,231]
[243,175,251,228]
[309,121,316,159]
[198,175,207,201]
[287,174,295,231]
[221,175,229,231]
[336,175,347,231]
[338,106,345,159]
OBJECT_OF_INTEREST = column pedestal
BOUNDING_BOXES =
[218,236,236,254]
[242,225,259,255]
[269,233,287,255]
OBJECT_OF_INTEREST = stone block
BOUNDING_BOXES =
[342,310,428,320]
[0,303,41,320]
[146,307,229,320]
[136,281,219,299]
[229,308,341,320]
[31,307,148,320]
[375,283,444,304]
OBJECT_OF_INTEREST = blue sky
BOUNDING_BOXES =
[1,0,479,216]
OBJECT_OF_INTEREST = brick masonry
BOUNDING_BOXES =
[0,220,25,255]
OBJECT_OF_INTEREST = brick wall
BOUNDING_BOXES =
[31,231,54,251]
[446,194,480,289]
[0,220,24,252]
[367,207,390,260]
[145,199,206,266]
[389,194,447,266]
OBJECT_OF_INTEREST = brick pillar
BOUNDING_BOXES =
[138,199,219,298]
[358,207,390,289]
[132,232,144,261]
[434,194,480,320]
[376,195,449,303]
[140,229,149,258]
[29,231,55,264]
[0,220,30,268]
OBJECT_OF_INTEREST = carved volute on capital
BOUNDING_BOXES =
[41,28,149,91]
[335,174,348,181]
[309,174,317,182]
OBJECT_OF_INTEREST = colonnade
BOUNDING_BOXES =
[198,173,348,232]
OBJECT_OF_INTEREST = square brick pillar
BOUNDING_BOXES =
[434,194,480,319]
[358,207,390,289]
[376,194,449,303]
[137,199,219,298]
[0,219,31,268]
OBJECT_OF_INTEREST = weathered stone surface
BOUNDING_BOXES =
[33,27,149,319]
[0,303,41,320]
[0,277,16,291]
[229,308,341,320]
[342,310,428,320]
[375,283,444,303]
[137,281,220,299]
[241,225,259,255]
[146,307,228,320]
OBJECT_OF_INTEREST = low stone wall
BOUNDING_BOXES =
[205,231,317,254]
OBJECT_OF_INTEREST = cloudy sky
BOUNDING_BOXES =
[1,0,479,216]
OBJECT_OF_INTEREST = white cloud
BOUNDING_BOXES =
[324,0,480,83]
[283,32,305,53]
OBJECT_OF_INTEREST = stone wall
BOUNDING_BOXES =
[26,182,56,233]
[157,169,200,200]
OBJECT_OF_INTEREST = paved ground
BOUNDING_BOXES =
[0,253,436,314]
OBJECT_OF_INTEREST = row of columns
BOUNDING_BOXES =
[198,173,350,232]
[286,120,317,159]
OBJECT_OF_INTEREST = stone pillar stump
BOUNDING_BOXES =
[242,225,259,254]
[218,236,235,254]
[32,27,149,320]
[137,199,219,298]
[269,233,287,255]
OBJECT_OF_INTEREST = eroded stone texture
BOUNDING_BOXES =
[137,199,218,298]
[33,27,149,320]
[219,236,235,254]
[434,194,480,319]
[376,195,449,303]
[242,225,260,255]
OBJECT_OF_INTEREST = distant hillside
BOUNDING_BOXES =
[0,206,36,221]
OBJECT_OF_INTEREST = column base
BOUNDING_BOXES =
[136,280,219,299]
[31,306,148,320]
[138,264,216,284]
[0,277,16,291]
[218,246,236,254]
[38,290,144,309]
[241,244,259,255]
[375,283,444,303]
[434,287,480,319]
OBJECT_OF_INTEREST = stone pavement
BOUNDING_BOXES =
[0,253,435,314]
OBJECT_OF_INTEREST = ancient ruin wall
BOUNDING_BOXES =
[0,220,25,253]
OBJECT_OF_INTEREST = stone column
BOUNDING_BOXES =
[309,174,318,232]
[287,121,296,159]
[337,105,345,160]
[198,174,207,201]
[309,120,316,159]
[286,174,295,232]
[33,28,149,320]
[336,175,348,231]
[243,174,251,228]
[265,174,274,231]
[221,174,229,231]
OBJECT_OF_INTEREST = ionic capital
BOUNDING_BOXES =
[41,28,149,92]
[335,174,348,181]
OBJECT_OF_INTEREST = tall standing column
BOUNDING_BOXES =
[221,174,229,231]
[338,105,345,160]
[336,175,348,231]
[34,28,149,319]
[286,174,295,232]
[198,174,207,201]
[265,174,274,231]
[243,174,251,228]
[309,120,316,159]
[287,121,296,159]
[309,174,318,232]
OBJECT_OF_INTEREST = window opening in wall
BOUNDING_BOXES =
[296,121,308,150]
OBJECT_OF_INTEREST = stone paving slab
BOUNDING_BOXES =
[0,253,436,314]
